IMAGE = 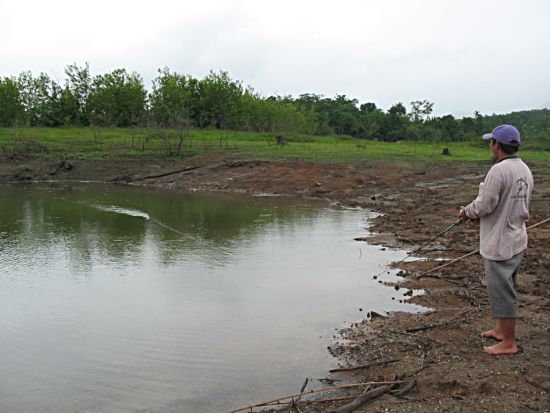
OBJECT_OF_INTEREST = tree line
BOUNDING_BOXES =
[0,63,548,145]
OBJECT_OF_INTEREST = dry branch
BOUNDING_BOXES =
[393,379,418,398]
[406,308,473,333]
[226,380,406,413]
[329,358,399,373]
[257,395,359,407]
[330,385,392,413]
[116,165,204,182]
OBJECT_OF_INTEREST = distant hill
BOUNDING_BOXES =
[482,109,550,147]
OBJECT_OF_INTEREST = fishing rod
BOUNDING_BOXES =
[409,218,462,256]
[416,217,550,279]
[371,218,463,279]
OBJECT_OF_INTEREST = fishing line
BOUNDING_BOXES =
[149,217,228,263]
[92,204,228,263]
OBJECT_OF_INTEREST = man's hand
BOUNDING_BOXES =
[458,206,467,222]
[458,206,480,224]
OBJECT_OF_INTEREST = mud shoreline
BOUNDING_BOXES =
[2,154,549,412]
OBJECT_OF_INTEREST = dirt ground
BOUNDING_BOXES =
[1,153,549,412]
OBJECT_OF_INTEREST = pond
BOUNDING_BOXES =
[0,183,422,412]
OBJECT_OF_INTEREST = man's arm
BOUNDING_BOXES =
[462,171,502,220]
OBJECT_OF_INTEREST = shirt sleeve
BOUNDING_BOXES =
[463,168,502,219]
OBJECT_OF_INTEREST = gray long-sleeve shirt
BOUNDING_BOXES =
[463,157,533,261]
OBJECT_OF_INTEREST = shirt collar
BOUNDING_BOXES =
[496,155,518,164]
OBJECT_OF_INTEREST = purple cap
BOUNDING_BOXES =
[482,124,521,145]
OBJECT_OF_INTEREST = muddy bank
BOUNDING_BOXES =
[2,154,549,412]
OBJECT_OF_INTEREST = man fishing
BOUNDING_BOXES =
[458,124,533,355]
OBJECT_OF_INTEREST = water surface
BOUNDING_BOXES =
[0,183,421,412]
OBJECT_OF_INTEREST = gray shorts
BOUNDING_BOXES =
[484,252,524,319]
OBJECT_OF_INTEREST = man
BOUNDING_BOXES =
[458,124,533,355]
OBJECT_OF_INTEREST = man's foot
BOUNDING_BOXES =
[483,342,520,356]
[481,329,504,340]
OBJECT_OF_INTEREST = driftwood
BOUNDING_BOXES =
[256,394,359,407]
[50,160,74,175]
[393,378,418,398]
[331,373,406,413]
[330,385,392,413]
[329,358,399,373]
[226,380,406,413]
[115,165,204,182]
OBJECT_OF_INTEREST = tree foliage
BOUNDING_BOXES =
[88,69,146,127]
[0,77,25,126]
[0,64,548,147]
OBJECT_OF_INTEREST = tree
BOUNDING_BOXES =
[358,109,385,139]
[88,68,147,127]
[431,114,463,141]
[409,100,434,123]
[64,62,92,125]
[360,102,378,113]
[388,102,407,117]
[150,68,199,128]
[299,94,361,136]
[294,94,332,134]
[0,77,25,126]
[16,71,65,126]
[383,103,409,140]
[198,70,243,129]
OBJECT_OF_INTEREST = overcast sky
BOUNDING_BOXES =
[1,0,549,117]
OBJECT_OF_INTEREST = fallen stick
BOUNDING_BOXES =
[252,394,359,407]
[329,358,399,373]
[419,274,464,285]
[420,248,475,253]
[387,329,443,345]
[226,380,406,413]
[291,378,309,406]
[393,378,418,398]
[406,308,473,333]
[117,165,204,182]
[330,385,392,413]
[416,217,550,278]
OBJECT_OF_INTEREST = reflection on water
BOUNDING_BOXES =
[0,183,422,412]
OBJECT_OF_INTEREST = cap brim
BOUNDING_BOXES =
[482,133,493,140]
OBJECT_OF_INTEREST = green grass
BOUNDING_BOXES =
[1,127,548,163]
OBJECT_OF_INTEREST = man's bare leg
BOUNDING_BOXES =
[482,324,504,340]
[484,318,519,355]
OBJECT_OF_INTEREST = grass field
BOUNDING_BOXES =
[1,127,548,163]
